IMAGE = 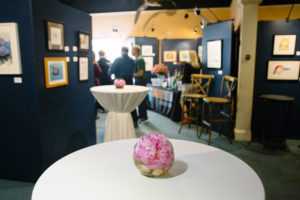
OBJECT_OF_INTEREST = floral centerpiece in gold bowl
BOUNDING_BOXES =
[133,132,174,177]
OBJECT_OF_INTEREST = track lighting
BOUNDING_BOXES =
[194,7,201,16]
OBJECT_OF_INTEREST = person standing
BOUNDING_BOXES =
[93,52,103,118]
[108,47,138,127]
[132,45,148,123]
[98,50,112,85]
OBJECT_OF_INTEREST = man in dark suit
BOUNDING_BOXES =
[108,47,138,127]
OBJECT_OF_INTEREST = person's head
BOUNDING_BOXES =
[121,47,129,55]
[98,50,105,58]
[131,45,140,57]
[187,50,200,68]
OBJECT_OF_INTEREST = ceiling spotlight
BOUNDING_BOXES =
[184,13,189,19]
[194,7,201,16]
[151,28,155,32]
[193,28,198,33]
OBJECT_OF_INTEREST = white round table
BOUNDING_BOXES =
[32,139,265,200]
[90,85,148,142]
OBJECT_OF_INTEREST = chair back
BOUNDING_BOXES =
[191,74,214,96]
[220,75,238,101]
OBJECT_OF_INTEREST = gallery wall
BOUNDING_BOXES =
[32,0,96,168]
[161,38,202,75]
[0,0,43,182]
[252,19,300,139]
[202,20,233,97]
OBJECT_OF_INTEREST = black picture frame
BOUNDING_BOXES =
[46,20,64,51]
[78,31,90,52]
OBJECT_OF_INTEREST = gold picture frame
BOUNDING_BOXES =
[179,50,190,62]
[44,57,68,88]
[163,50,177,62]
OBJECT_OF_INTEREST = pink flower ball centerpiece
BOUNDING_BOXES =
[114,79,126,89]
[133,133,174,177]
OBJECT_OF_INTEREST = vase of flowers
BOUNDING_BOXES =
[133,132,174,177]
[151,63,169,76]
[114,79,126,89]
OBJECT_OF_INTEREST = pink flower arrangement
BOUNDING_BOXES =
[114,79,126,88]
[133,132,174,177]
[151,63,169,75]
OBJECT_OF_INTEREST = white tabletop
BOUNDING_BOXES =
[32,139,265,200]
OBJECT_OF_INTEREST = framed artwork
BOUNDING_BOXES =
[44,57,68,88]
[78,32,90,51]
[142,45,153,56]
[179,50,190,62]
[143,56,153,71]
[46,20,64,51]
[79,57,89,81]
[273,34,296,56]
[207,40,222,69]
[267,60,300,80]
[0,23,22,74]
[163,50,177,62]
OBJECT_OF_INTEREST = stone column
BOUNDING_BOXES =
[234,0,262,141]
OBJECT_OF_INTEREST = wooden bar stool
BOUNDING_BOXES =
[200,75,238,145]
[178,74,214,136]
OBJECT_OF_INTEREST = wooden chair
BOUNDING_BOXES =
[178,74,214,136]
[200,75,238,145]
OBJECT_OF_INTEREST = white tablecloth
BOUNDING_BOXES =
[90,85,148,141]
[32,139,265,200]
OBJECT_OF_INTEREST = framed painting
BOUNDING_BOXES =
[163,50,177,62]
[142,45,153,56]
[46,20,64,51]
[143,56,153,71]
[78,32,90,51]
[267,60,300,80]
[198,45,203,62]
[273,34,296,56]
[207,40,222,69]
[79,57,89,81]
[0,23,22,75]
[44,57,68,88]
[179,50,190,62]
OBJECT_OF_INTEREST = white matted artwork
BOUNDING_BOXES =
[79,57,88,81]
[46,21,64,51]
[207,40,222,69]
[273,34,296,55]
[0,23,22,75]
[163,50,177,62]
[198,45,203,62]
[142,45,153,56]
[267,60,300,80]
[179,50,190,62]
[143,57,153,71]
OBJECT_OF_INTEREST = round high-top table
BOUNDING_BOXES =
[90,85,148,142]
[32,139,265,200]
[260,94,295,148]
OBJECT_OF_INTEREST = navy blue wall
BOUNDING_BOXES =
[32,0,96,168]
[202,20,233,97]
[134,37,159,83]
[252,20,300,139]
[0,0,43,182]
[161,38,202,75]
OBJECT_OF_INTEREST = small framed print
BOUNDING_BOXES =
[79,57,88,81]
[44,57,68,88]
[78,32,90,51]
[0,23,22,74]
[273,34,296,56]
[46,20,64,51]
[207,40,222,69]
[267,60,300,80]
[179,50,190,62]
[163,50,177,62]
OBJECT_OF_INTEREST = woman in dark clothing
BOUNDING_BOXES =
[98,50,112,85]
[180,50,202,124]
[93,52,104,117]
